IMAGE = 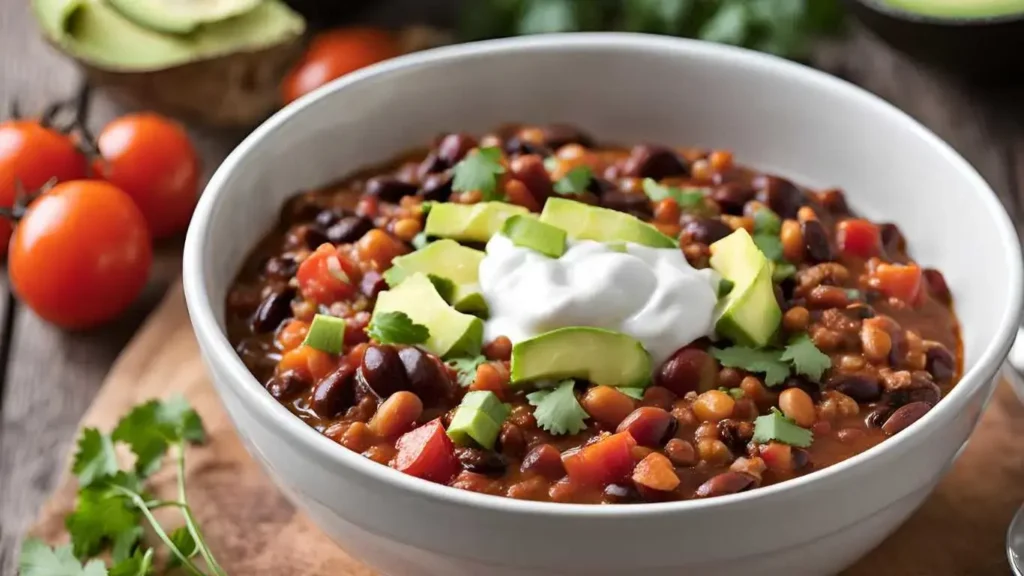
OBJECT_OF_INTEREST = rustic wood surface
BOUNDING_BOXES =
[1,2,1024,575]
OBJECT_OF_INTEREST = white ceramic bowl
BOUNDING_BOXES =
[183,34,1023,576]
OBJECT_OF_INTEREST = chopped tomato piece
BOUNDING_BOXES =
[632,453,680,492]
[836,219,881,258]
[392,419,459,484]
[276,320,309,352]
[758,441,793,472]
[277,344,336,381]
[469,362,509,398]
[562,431,637,487]
[297,244,359,305]
[874,263,923,304]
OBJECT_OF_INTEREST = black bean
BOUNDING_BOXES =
[263,255,297,279]
[802,219,834,263]
[882,402,931,436]
[755,175,806,219]
[398,346,453,404]
[314,207,348,229]
[682,217,732,245]
[326,216,374,244]
[899,377,941,406]
[711,183,756,215]
[541,124,594,149]
[310,363,357,418]
[717,419,754,453]
[587,176,616,197]
[604,483,642,503]
[282,194,323,222]
[504,137,552,158]
[694,472,757,498]
[865,405,892,428]
[456,447,507,476]
[600,191,653,219]
[845,303,876,319]
[819,189,850,215]
[782,376,822,403]
[417,151,447,178]
[827,373,882,402]
[791,448,811,469]
[360,270,388,298]
[302,226,330,249]
[266,370,309,401]
[622,145,689,180]
[365,176,419,203]
[925,345,956,384]
[879,223,906,258]
[251,288,296,333]
[437,133,478,166]
[418,172,454,202]
[359,345,411,400]
[923,268,952,304]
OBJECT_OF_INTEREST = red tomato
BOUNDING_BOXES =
[561,431,638,487]
[93,114,199,239]
[9,180,152,329]
[392,419,459,483]
[836,219,881,259]
[282,28,401,105]
[297,244,360,305]
[874,263,923,304]
[0,121,87,256]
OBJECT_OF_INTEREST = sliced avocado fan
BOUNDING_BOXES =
[107,0,264,35]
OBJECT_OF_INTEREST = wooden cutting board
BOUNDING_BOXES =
[28,282,1024,575]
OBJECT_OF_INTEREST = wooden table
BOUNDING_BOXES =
[1,3,1023,575]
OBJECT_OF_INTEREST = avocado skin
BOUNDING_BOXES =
[848,0,1024,83]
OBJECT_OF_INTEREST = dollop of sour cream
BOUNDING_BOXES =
[478,235,720,366]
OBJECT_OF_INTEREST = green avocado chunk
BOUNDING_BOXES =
[107,0,262,34]
[372,273,484,358]
[878,0,1024,18]
[539,198,676,248]
[383,240,487,315]
[500,214,567,258]
[424,202,530,243]
[32,0,304,72]
[709,229,782,348]
[510,327,652,388]
[446,391,510,449]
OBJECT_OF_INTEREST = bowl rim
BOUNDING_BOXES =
[183,32,1024,519]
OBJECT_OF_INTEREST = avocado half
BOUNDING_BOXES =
[33,0,306,127]
[847,0,1024,82]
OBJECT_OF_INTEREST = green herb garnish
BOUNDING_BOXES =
[753,232,783,262]
[845,288,862,301]
[526,380,589,435]
[447,355,488,387]
[303,314,346,355]
[618,387,645,400]
[752,409,814,447]
[452,146,506,200]
[642,178,704,208]
[711,346,790,386]
[366,311,430,345]
[752,206,781,236]
[772,262,797,282]
[553,165,592,195]
[780,334,832,382]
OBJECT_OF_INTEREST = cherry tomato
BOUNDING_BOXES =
[297,243,360,305]
[282,28,401,105]
[94,114,200,239]
[0,121,87,256]
[9,180,152,329]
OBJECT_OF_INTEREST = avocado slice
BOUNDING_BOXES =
[424,202,530,243]
[539,198,676,248]
[446,391,510,449]
[372,273,484,358]
[500,214,567,258]
[709,229,782,348]
[510,327,652,388]
[383,240,487,314]
[106,0,262,35]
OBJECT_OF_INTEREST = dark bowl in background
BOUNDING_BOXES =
[847,0,1024,83]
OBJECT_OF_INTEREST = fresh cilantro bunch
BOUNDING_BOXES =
[20,396,224,576]
[459,0,845,61]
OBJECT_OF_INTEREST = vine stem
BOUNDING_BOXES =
[176,442,228,576]
[108,485,206,576]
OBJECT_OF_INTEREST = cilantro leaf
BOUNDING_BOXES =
[452,146,506,200]
[367,311,430,345]
[780,334,832,382]
[753,410,813,447]
[753,233,783,262]
[618,387,645,400]
[752,206,781,235]
[772,262,796,282]
[447,355,487,387]
[108,549,153,576]
[642,178,704,208]
[111,526,143,564]
[553,166,592,195]
[19,540,108,576]
[166,527,198,570]
[72,428,118,488]
[526,380,589,435]
[66,485,139,559]
[711,346,790,386]
[111,397,204,477]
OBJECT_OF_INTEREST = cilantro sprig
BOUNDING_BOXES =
[447,355,488,387]
[22,396,223,576]
[452,146,506,201]
[642,178,704,209]
[367,311,430,345]
[553,165,592,195]
[712,334,832,386]
[753,409,814,447]
[526,380,589,435]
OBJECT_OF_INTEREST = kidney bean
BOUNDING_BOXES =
[888,376,941,407]
[827,373,882,402]
[806,285,848,309]
[263,255,298,279]
[251,288,296,333]
[365,176,418,203]
[879,223,906,260]
[417,151,447,178]
[622,145,689,179]
[882,401,931,436]
[397,346,452,405]
[521,444,565,479]
[510,154,554,202]
[326,215,374,244]
[504,136,551,158]
[456,447,508,476]
[865,405,893,428]
[717,419,754,453]
[694,471,757,498]
[359,345,411,400]
[656,347,718,396]
[417,172,454,202]
[295,225,328,249]
[818,188,850,214]
[641,386,676,410]
[682,217,732,245]
[266,370,308,401]
[616,407,673,447]
[755,175,806,219]
[496,423,526,458]
[925,344,956,384]
[923,268,952,304]
[801,219,834,263]
[664,438,696,467]
[541,124,594,149]
[437,133,478,166]
[711,183,755,214]
[310,363,357,418]
[599,191,653,219]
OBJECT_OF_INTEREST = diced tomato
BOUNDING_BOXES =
[469,362,509,398]
[297,244,359,305]
[873,263,923,304]
[278,344,336,381]
[276,320,309,352]
[836,219,881,258]
[632,453,680,492]
[562,431,638,487]
[758,442,793,472]
[392,419,459,484]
